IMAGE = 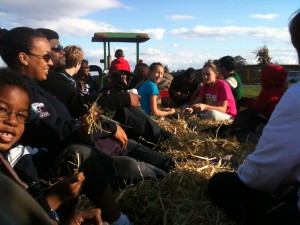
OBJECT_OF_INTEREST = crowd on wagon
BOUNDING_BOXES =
[0,8,300,225]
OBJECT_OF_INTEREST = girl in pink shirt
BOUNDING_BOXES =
[185,62,237,121]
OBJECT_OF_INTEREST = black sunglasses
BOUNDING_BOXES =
[51,45,64,52]
[26,52,51,62]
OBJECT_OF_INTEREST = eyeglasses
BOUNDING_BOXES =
[51,45,64,52]
[26,52,51,62]
[0,107,30,124]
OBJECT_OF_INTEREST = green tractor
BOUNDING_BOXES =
[91,32,150,89]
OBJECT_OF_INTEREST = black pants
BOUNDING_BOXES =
[48,143,167,190]
[127,139,175,172]
[48,144,167,219]
[113,106,172,145]
[208,172,300,225]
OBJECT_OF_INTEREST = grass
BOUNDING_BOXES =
[242,85,260,98]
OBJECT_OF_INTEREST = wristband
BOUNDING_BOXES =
[36,195,60,224]
[49,209,60,224]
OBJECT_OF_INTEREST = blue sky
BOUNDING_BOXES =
[0,0,299,71]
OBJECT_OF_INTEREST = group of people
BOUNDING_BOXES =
[208,9,300,225]
[0,27,175,225]
[0,8,300,225]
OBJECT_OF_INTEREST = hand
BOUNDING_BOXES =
[63,209,103,225]
[78,115,94,142]
[168,108,176,114]
[128,92,141,107]
[184,107,194,114]
[192,103,207,111]
[46,172,85,209]
[112,124,128,150]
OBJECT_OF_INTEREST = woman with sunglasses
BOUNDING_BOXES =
[0,27,136,225]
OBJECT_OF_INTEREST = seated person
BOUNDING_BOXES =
[208,12,300,224]
[169,67,198,107]
[218,55,243,107]
[184,62,237,121]
[157,72,173,91]
[138,62,176,117]
[109,49,130,74]
[128,62,149,89]
[205,64,288,144]
[74,59,99,94]
[0,68,104,225]
[109,70,131,93]
[36,28,170,145]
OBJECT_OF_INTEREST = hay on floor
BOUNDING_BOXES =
[78,113,256,225]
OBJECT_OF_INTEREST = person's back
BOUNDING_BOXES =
[109,49,130,74]
[253,64,288,117]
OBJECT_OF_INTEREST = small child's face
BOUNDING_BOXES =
[0,85,30,151]
[149,65,164,83]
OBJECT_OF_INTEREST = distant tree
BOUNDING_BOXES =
[164,65,170,73]
[253,45,272,65]
[234,55,247,66]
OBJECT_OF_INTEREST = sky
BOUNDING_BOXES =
[0,0,299,72]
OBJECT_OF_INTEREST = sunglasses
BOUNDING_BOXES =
[26,52,52,62]
[51,45,64,52]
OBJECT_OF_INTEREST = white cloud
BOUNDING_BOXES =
[170,26,289,42]
[132,28,165,40]
[221,19,235,23]
[173,43,178,48]
[0,12,7,18]
[249,14,279,20]
[0,0,122,20]
[166,15,196,21]
[36,18,119,37]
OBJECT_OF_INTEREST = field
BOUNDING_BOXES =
[242,85,261,98]
[79,86,261,225]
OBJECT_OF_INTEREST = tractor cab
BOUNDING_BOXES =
[91,32,150,89]
[92,32,150,71]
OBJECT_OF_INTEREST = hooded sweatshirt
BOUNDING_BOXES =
[109,57,130,74]
[253,64,288,117]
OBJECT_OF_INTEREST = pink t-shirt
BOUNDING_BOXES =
[198,79,237,116]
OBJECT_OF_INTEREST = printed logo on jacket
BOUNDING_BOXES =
[31,103,50,118]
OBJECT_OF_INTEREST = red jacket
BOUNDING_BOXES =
[109,57,130,73]
[253,64,287,117]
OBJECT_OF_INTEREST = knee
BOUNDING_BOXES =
[208,172,236,200]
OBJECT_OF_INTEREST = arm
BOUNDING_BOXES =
[36,173,85,224]
[252,92,266,113]
[63,209,103,225]
[97,92,139,111]
[184,96,203,114]
[150,95,175,116]
[192,100,228,113]
[45,172,85,211]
